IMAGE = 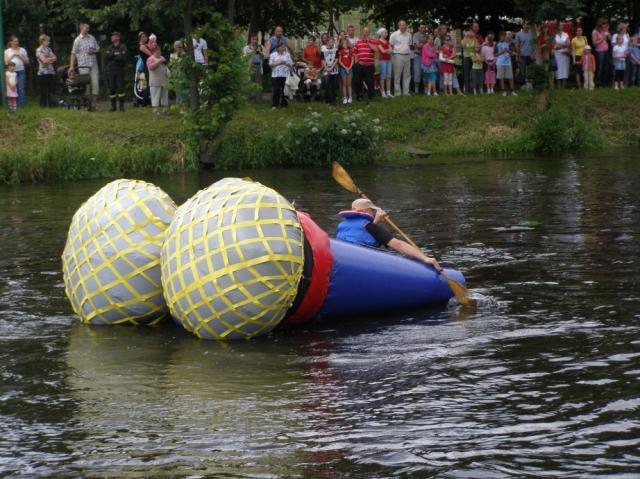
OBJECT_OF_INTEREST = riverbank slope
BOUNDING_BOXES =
[0,107,188,184]
[1,88,639,184]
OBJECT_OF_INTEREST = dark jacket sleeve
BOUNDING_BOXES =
[365,223,394,246]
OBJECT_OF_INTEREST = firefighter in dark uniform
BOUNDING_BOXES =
[105,31,127,111]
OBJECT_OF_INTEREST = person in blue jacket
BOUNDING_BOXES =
[337,198,442,272]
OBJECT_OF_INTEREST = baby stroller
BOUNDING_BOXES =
[56,65,91,110]
[133,54,150,107]
[284,62,304,101]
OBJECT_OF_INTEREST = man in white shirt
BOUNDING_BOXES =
[346,24,358,48]
[389,20,412,95]
[192,28,208,65]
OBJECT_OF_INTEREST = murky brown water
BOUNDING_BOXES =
[1,154,640,477]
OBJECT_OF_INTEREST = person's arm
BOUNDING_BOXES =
[387,238,442,271]
[286,43,294,56]
[69,38,78,72]
[592,31,602,47]
[147,56,162,70]
[268,53,281,68]
[202,42,208,65]
[91,37,100,54]
[19,48,29,66]
[139,43,153,57]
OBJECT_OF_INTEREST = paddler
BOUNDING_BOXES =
[336,198,442,272]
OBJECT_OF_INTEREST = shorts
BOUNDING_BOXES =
[496,65,513,80]
[379,60,392,80]
[339,67,351,78]
[427,71,437,82]
[78,66,99,95]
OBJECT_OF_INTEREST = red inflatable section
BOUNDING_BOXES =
[279,212,333,327]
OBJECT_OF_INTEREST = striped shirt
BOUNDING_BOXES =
[354,38,375,65]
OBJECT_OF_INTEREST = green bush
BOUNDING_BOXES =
[568,116,606,151]
[284,109,383,166]
[217,108,383,168]
[526,63,550,91]
[530,105,570,153]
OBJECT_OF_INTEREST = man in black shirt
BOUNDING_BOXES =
[106,31,127,111]
[336,198,442,272]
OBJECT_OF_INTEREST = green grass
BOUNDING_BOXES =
[2,88,640,183]
[0,103,193,184]
[221,87,640,166]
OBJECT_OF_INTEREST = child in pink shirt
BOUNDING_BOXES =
[482,34,496,93]
[421,35,439,96]
[5,62,18,111]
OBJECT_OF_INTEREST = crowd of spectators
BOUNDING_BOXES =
[239,18,640,108]
[4,17,640,112]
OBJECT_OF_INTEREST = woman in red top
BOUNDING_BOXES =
[338,37,356,104]
[439,37,456,94]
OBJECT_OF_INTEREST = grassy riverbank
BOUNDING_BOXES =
[0,106,191,184]
[218,88,640,167]
[1,88,639,183]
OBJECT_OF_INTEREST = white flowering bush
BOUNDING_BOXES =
[278,109,384,166]
[218,109,384,168]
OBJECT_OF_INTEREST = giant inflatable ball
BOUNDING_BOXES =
[62,179,176,325]
[161,178,305,340]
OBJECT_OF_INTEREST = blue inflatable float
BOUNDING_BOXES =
[280,213,465,328]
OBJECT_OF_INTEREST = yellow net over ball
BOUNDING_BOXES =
[62,179,177,325]
[161,178,305,340]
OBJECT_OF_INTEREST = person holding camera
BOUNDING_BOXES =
[242,33,265,102]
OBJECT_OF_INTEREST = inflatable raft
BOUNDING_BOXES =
[280,212,465,328]
[62,178,466,340]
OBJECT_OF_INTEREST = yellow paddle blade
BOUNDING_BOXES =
[444,274,477,308]
[332,161,359,194]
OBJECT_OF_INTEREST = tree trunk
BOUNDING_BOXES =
[248,0,260,40]
[227,0,236,23]
[183,0,199,111]
[327,0,337,35]
[632,0,640,27]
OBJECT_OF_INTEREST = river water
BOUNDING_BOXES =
[1,155,639,478]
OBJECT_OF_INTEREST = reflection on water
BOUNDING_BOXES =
[1,154,640,477]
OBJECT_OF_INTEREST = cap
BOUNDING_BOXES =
[352,198,378,211]
[111,31,121,36]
